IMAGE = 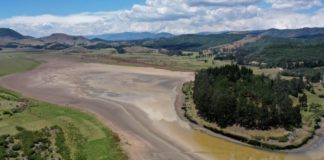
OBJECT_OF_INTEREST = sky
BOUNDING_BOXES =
[0,0,323,37]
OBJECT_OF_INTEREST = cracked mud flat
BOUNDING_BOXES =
[1,57,324,160]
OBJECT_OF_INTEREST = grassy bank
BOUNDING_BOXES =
[182,82,324,150]
[0,53,40,76]
[0,87,126,159]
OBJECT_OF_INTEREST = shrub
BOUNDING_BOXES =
[16,126,25,131]
[3,110,11,115]
[12,144,22,151]
[8,150,18,158]
[310,103,322,112]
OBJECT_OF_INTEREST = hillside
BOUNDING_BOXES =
[40,33,91,46]
[144,33,247,50]
[259,28,324,38]
[234,36,324,68]
[0,28,25,40]
[142,28,324,51]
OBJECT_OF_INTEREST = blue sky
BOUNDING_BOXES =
[0,0,323,36]
[0,0,145,18]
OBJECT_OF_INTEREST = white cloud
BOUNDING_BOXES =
[0,0,323,37]
[187,0,261,6]
[266,0,322,9]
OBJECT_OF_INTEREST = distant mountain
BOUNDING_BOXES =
[90,38,108,42]
[87,32,174,41]
[0,28,25,40]
[0,29,97,50]
[2,27,324,52]
[40,33,91,45]
[196,31,228,35]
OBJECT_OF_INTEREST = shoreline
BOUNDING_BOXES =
[175,81,324,152]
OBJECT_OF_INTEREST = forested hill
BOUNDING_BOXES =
[259,28,324,38]
[142,27,324,51]
[143,33,246,50]
[235,36,324,68]
[193,65,303,129]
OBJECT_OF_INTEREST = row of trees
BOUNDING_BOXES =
[282,69,323,83]
[193,65,303,130]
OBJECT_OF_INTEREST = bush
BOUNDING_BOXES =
[12,144,22,151]
[16,126,25,131]
[7,136,14,143]
[269,135,289,142]
[8,150,18,158]
[3,110,12,116]
[310,103,322,112]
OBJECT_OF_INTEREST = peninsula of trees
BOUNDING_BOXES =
[193,65,304,130]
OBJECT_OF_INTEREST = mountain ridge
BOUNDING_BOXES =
[1,27,324,51]
[87,32,174,41]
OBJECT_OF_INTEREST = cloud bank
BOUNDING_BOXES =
[0,0,323,37]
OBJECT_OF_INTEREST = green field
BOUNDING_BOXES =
[0,53,40,76]
[77,50,291,75]
[0,87,126,159]
[82,51,232,71]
